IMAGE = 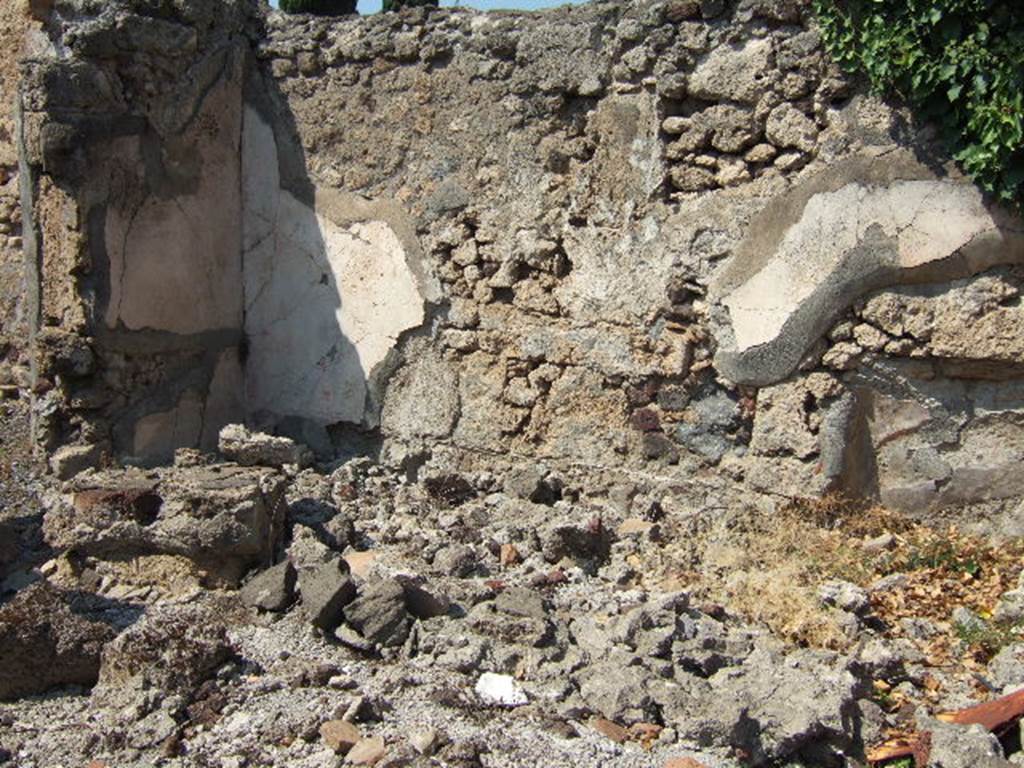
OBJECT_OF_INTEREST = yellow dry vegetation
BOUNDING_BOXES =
[663,495,1024,655]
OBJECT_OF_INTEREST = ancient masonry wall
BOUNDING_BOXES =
[12,0,1024,520]
[0,4,31,390]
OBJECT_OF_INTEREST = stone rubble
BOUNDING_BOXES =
[0,442,1017,767]
[2,0,1024,766]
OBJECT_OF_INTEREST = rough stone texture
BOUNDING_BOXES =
[219,423,313,468]
[920,715,1013,768]
[11,0,1024,520]
[343,578,411,648]
[43,464,286,582]
[240,559,297,612]
[676,647,862,763]
[0,3,31,374]
[0,581,117,699]
[299,557,357,630]
[91,602,233,715]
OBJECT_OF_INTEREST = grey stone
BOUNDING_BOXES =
[433,544,478,577]
[240,560,297,612]
[539,514,609,564]
[287,523,339,573]
[675,387,741,462]
[987,644,1024,692]
[920,715,1012,768]
[675,424,731,463]
[494,587,548,622]
[218,423,312,468]
[502,465,559,504]
[641,432,680,462]
[467,599,552,649]
[995,589,1024,623]
[299,558,357,631]
[344,578,411,648]
[400,579,451,619]
[576,653,665,724]
[92,602,232,716]
[817,580,870,615]
[674,648,862,764]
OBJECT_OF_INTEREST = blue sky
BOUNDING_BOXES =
[269,0,587,14]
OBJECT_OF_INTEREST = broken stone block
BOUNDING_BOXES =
[0,582,117,700]
[539,513,610,564]
[577,654,664,724]
[299,558,357,631]
[987,644,1024,692]
[240,560,297,612]
[44,464,287,583]
[92,602,232,716]
[344,578,411,648]
[399,578,451,620]
[49,442,104,480]
[218,423,312,468]
[320,719,360,754]
[671,647,862,763]
[817,580,870,616]
[921,714,1012,768]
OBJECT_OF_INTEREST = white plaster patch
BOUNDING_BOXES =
[242,107,427,428]
[244,192,424,425]
[723,180,996,352]
[105,76,243,335]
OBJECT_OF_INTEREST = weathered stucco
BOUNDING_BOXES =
[11,0,1024,520]
[241,106,432,433]
[712,154,1024,385]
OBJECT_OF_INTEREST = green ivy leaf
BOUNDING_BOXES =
[814,0,1024,209]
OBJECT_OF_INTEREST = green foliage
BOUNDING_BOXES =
[382,0,438,11]
[813,0,1024,206]
[279,0,357,15]
[902,539,981,576]
[953,617,1022,659]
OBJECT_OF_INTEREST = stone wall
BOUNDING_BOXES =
[17,0,259,472]
[13,0,1024,520]
[0,2,32,389]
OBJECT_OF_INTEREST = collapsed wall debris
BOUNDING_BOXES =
[4,0,1024,766]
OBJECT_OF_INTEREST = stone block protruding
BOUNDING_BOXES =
[43,464,287,583]
[218,423,313,468]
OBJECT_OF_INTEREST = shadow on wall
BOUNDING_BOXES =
[95,44,251,465]
[95,46,368,462]
[239,63,430,457]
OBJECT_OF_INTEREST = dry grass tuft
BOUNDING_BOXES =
[667,494,1024,654]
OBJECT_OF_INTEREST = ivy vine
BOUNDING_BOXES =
[812,0,1024,207]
